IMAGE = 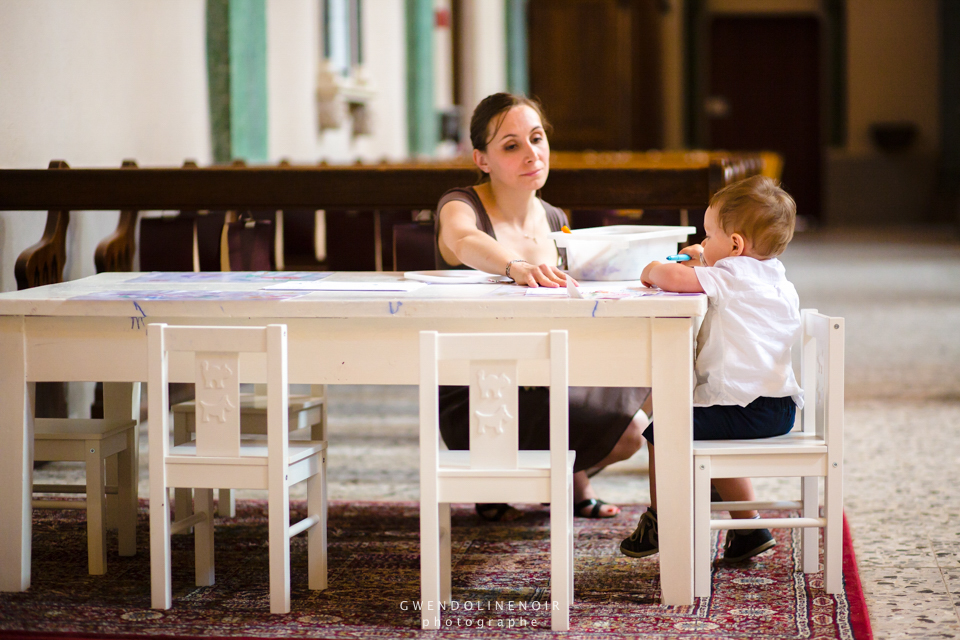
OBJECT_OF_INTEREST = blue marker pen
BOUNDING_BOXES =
[666,254,691,262]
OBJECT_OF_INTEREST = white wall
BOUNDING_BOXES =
[0,0,211,293]
[458,0,508,139]
[267,0,322,163]
[300,0,409,163]
[356,0,408,162]
[1,0,411,296]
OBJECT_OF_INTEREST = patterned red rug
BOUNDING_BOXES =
[0,501,872,639]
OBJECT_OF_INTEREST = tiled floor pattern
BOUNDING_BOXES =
[35,226,960,638]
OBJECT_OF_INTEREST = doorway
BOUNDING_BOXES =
[705,16,822,220]
[527,0,663,151]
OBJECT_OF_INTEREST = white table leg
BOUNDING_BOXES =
[103,383,140,532]
[651,317,694,605]
[105,382,141,556]
[0,316,32,591]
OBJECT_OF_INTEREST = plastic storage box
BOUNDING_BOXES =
[549,225,697,281]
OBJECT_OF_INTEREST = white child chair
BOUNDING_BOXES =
[693,309,844,597]
[172,384,326,518]
[148,323,327,614]
[419,330,574,631]
[32,396,140,575]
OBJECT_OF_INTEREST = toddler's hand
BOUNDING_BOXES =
[641,261,661,288]
[679,245,703,266]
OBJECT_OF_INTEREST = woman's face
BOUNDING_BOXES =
[474,105,550,191]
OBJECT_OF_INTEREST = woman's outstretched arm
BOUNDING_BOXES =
[437,200,570,287]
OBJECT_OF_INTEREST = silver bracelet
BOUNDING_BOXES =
[505,259,528,280]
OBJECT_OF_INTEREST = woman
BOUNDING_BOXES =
[435,92,650,520]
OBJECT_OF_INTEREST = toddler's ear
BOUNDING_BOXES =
[730,233,746,256]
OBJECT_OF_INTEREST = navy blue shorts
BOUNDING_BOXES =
[642,396,796,446]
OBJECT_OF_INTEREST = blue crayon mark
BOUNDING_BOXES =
[389,301,403,315]
[591,301,598,318]
[133,301,147,317]
[131,317,144,330]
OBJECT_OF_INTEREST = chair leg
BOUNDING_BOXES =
[568,477,574,593]
[310,385,327,442]
[801,476,819,574]
[420,500,441,630]
[694,457,712,597]
[117,430,138,557]
[217,488,236,517]
[550,489,571,632]
[823,471,843,594]
[150,486,173,609]
[84,442,107,576]
[103,381,140,529]
[439,503,451,604]
[307,452,327,591]
[172,412,192,532]
[269,490,292,614]
[105,455,119,531]
[194,488,216,587]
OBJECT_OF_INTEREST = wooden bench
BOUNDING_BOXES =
[1,150,770,277]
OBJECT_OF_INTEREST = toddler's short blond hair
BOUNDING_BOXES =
[710,175,797,259]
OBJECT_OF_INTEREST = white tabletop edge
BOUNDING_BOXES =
[0,272,707,319]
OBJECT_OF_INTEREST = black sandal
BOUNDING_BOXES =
[475,503,524,522]
[575,498,620,519]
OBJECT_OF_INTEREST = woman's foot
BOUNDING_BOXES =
[575,497,620,518]
[475,503,524,522]
[573,470,620,517]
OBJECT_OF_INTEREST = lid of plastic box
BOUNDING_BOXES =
[549,225,697,247]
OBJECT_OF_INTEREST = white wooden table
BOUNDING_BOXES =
[0,272,704,605]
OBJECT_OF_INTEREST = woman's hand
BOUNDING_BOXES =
[511,262,574,288]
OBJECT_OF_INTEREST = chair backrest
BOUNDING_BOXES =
[420,330,568,471]
[393,221,435,271]
[148,324,289,460]
[798,310,844,454]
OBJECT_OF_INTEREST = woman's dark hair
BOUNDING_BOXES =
[470,93,551,183]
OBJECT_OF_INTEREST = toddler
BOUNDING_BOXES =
[620,175,803,563]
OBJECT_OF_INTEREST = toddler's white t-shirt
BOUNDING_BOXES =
[693,256,803,409]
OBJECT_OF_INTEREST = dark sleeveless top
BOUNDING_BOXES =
[434,186,567,271]
[433,186,648,472]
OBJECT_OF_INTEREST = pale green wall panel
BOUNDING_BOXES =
[206,0,231,164]
[506,0,528,96]
[406,0,437,156]
[229,0,269,162]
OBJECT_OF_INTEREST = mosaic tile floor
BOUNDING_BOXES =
[35,225,960,639]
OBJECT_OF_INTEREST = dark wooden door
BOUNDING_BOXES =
[706,16,822,219]
[528,0,662,151]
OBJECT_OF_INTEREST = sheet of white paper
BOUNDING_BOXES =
[485,285,527,297]
[566,276,583,298]
[263,281,427,292]
[404,270,510,284]
[524,287,570,297]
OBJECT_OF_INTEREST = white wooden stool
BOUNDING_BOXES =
[33,414,139,575]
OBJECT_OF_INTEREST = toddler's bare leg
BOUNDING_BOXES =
[712,478,758,519]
